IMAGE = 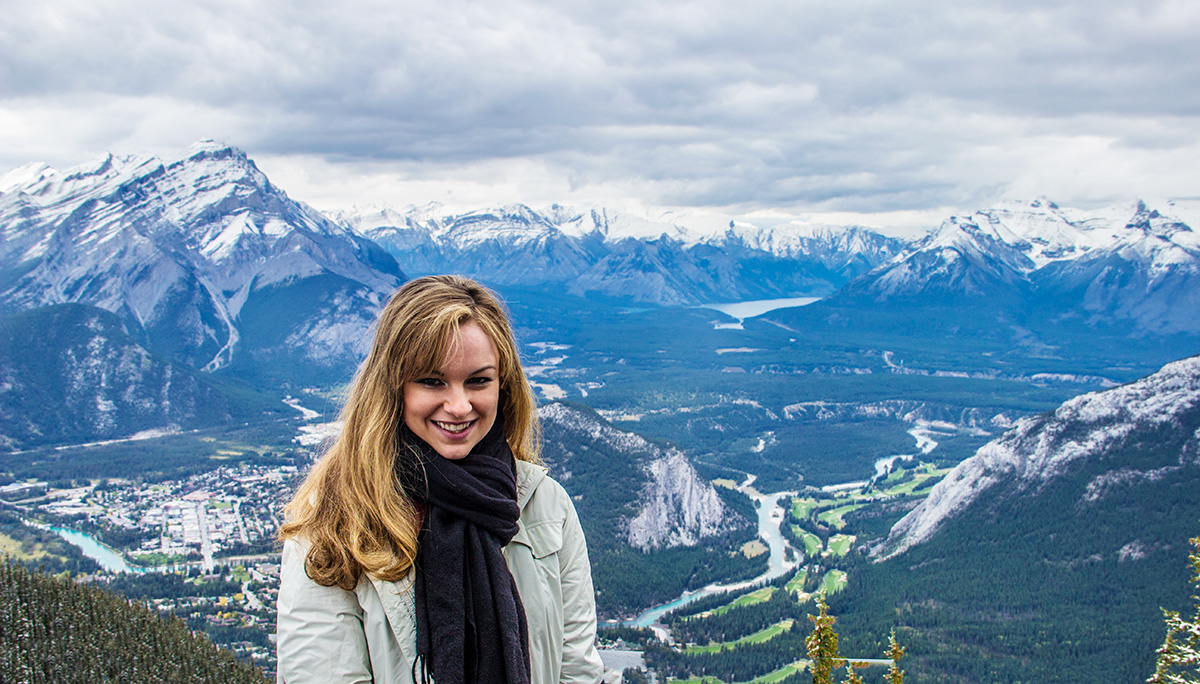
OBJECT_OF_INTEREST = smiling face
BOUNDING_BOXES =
[401,320,501,460]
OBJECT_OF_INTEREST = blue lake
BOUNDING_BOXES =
[699,297,821,329]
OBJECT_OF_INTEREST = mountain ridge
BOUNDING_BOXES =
[826,351,1200,683]
[832,198,1200,334]
[0,303,281,450]
[877,353,1200,559]
[335,202,906,306]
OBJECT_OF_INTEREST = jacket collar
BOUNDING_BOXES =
[515,459,547,510]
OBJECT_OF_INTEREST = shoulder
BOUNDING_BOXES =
[517,460,566,500]
[279,539,347,596]
[280,537,309,574]
[515,461,577,526]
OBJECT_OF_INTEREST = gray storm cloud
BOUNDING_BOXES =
[2,0,1198,217]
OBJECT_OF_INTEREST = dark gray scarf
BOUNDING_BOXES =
[397,416,531,684]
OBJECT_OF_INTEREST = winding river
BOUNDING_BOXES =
[22,520,144,574]
[628,476,800,627]
[50,526,141,573]
[626,423,943,627]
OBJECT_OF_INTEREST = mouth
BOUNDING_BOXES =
[433,419,474,435]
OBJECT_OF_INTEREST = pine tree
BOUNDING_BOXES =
[0,559,268,683]
[806,593,908,684]
[1149,535,1200,684]
[885,628,906,684]
[806,594,846,684]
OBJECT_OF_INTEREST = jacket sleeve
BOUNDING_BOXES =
[558,498,606,684]
[276,539,374,684]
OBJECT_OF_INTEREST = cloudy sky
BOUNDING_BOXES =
[3,0,1197,233]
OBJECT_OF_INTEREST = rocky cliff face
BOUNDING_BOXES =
[538,402,743,551]
[625,449,734,550]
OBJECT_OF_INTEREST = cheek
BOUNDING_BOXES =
[400,386,425,429]
[483,389,501,416]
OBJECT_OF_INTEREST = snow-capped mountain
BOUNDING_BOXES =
[836,198,1200,332]
[878,353,1200,560]
[720,221,908,280]
[0,141,404,374]
[1031,202,1200,334]
[335,203,602,287]
[336,203,904,305]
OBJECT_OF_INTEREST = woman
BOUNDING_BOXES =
[277,275,604,684]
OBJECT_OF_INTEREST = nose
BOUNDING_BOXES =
[443,385,472,417]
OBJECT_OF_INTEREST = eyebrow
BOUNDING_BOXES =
[421,365,497,377]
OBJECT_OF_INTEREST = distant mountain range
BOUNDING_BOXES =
[829,198,1200,335]
[333,196,1200,341]
[1,140,1198,445]
[333,203,905,306]
[4,142,1196,377]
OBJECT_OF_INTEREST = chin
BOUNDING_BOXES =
[434,445,473,460]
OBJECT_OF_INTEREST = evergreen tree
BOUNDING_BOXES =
[806,594,845,684]
[885,628,906,684]
[1149,535,1200,684]
[0,558,267,683]
[807,593,907,684]
[842,663,865,684]
[622,667,650,684]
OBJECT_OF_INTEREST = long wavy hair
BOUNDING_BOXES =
[280,275,541,589]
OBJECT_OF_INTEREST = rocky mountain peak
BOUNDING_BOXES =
[0,142,403,372]
[829,198,1200,334]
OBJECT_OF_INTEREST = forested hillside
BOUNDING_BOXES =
[827,356,1200,683]
[0,560,269,683]
[539,402,763,616]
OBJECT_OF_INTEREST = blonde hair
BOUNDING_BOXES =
[280,275,541,589]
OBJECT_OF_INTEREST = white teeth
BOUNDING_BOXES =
[434,420,470,434]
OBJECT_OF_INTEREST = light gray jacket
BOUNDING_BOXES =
[276,460,605,684]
